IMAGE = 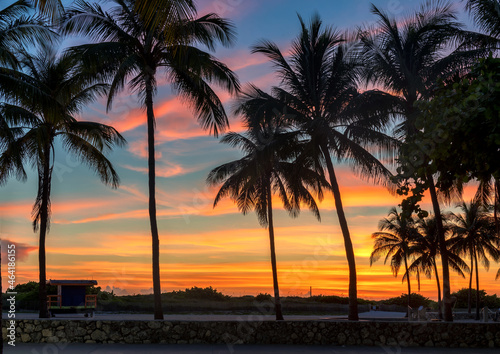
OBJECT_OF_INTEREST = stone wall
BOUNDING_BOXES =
[2,319,500,347]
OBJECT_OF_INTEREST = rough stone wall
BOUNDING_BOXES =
[2,319,500,347]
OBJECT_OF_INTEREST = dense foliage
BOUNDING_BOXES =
[452,288,500,309]
[414,56,500,191]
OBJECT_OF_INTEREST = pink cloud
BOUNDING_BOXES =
[197,0,258,19]
[122,161,192,178]
[0,239,37,262]
[221,49,271,72]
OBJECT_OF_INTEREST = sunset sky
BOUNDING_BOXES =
[1,0,498,301]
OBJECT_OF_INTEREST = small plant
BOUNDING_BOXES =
[255,293,273,302]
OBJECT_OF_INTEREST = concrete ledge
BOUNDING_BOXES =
[2,319,500,347]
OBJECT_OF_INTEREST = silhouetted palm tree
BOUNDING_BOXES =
[248,14,398,321]
[476,178,500,234]
[0,0,54,68]
[208,90,327,320]
[370,207,419,314]
[358,1,487,321]
[466,0,500,39]
[0,45,125,318]
[448,199,499,319]
[30,0,64,20]
[408,214,469,319]
[34,0,193,28]
[61,0,239,319]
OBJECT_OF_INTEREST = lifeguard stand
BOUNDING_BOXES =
[47,280,98,317]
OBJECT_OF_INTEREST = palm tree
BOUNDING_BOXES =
[448,199,499,319]
[248,14,398,320]
[358,1,488,321]
[407,214,469,319]
[30,0,64,20]
[476,178,500,235]
[0,46,126,318]
[33,0,193,28]
[370,207,419,314]
[466,0,500,39]
[0,0,54,68]
[207,88,327,320]
[61,0,239,319]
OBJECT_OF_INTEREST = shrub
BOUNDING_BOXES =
[255,293,272,302]
[170,286,229,301]
[382,293,433,308]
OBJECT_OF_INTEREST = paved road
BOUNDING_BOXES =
[3,344,499,354]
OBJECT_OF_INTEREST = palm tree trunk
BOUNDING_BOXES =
[145,75,163,320]
[266,180,284,321]
[468,245,474,314]
[321,144,358,321]
[38,149,51,318]
[427,174,453,322]
[433,260,442,320]
[404,254,411,317]
[474,247,480,320]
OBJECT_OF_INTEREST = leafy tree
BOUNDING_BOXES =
[370,207,420,314]
[359,1,488,321]
[62,0,239,320]
[414,56,500,231]
[448,199,499,319]
[0,46,125,318]
[207,96,327,320]
[246,14,397,321]
[452,288,488,308]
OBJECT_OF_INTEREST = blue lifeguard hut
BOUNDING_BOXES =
[47,280,98,317]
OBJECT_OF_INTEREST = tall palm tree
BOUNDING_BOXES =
[358,1,488,321]
[0,0,54,68]
[208,88,327,320]
[248,14,398,320]
[370,207,419,314]
[0,46,126,318]
[448,199,499,319]
[466,0,500,39]
[407,214,469,319]
[61,0,239,319]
